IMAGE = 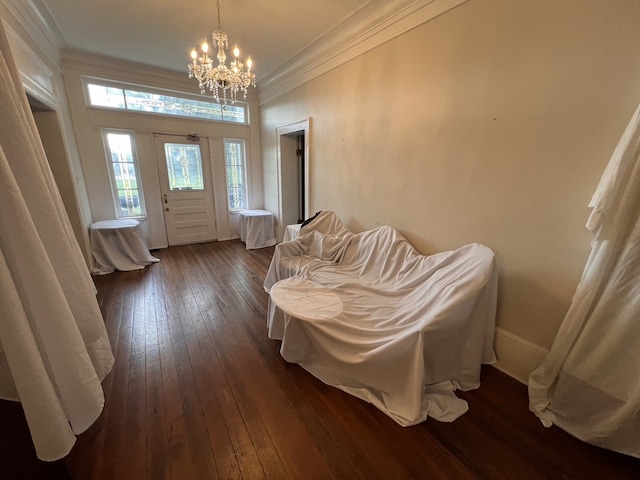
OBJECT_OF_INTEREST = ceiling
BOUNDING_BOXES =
[42,0,371,81]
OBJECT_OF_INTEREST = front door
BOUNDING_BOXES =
[154,134,217,246]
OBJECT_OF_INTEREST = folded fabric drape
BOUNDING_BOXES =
[529,103,640,459]
[0,21,114,461]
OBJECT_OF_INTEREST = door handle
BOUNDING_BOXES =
[163,194,168,204]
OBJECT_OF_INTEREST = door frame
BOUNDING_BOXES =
[276,118,311,236]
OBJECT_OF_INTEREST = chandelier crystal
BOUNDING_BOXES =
[188,0,256,104]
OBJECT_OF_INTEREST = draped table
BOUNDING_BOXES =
[238,210,277,249]
[90,219,159,274]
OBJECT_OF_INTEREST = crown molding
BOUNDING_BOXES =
[1,0,66,69]
[5,22,57,107]
[258,0,469,105]
[61,49,193,92]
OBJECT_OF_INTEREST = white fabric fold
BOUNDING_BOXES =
[529,103,640,459]
[90,219,159,275]
[239,209,277,249]
[0,21,114,461]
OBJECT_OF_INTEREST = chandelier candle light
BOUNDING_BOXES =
[188,0,256,104]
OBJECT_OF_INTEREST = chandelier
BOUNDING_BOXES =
[188,0,256,104]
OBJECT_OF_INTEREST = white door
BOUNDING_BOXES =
[154,134,217,246]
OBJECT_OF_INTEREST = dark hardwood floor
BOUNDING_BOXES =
[2,239,639,479]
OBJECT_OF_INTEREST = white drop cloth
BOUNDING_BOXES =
[239,209,276,249]
[0,22,114,461]
[264,211,497,426]
[283,223,302,242]
[90,219,159,275]
[529,103,640,459]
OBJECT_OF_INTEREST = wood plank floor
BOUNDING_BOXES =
[2,239,639,479]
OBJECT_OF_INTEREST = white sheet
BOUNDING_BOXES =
[264,211,497,426]
[0,22,114,461]
[239,209,277,249]
[90,219,159,275]
[529,103,640,459]
[283,223,302,242]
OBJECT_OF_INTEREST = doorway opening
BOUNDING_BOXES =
[277,119,310,232]
[28,94,86,252]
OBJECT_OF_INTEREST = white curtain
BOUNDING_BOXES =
[529,103,640,459]
[0,21,114,460]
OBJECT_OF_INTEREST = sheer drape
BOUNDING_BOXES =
[529,103,640,458]
[0,22,114,460]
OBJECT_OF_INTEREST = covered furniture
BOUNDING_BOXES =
[283,223,302,242]
[239,209,277,250]
[90,219,159,275]
[264,211,497,426]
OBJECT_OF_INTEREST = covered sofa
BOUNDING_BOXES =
[264,211,497,426]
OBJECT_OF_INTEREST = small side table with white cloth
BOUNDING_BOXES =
[90,219,159,275]
[238,210,277,250]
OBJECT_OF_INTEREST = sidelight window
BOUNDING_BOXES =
[224,139,247,210]
[103,130,144,217]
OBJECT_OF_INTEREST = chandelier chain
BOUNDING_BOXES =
[216,0,221,32]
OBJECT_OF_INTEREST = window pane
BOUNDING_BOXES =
[112,162,138,189]
[87,82,247,124]
[224,139,246,210]
[226,165,244,187]
[88,84,125,108]
[225,141,240,165]
[107,132,132,157]
[105,131,143,217]
[126,163,138,189]
[112,162,123,189]
[228,187,244,210]
[164,143,204,191]
[118,189,141,216]
[222,104,246,123]
[125,90,229,121]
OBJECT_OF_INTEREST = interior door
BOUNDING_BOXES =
[154,134,217,246]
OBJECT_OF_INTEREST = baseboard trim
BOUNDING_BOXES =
[492,327,548,385]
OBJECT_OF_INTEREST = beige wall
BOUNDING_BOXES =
[260,0,640,380]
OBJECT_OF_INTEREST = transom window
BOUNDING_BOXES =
[85,79,247,124]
